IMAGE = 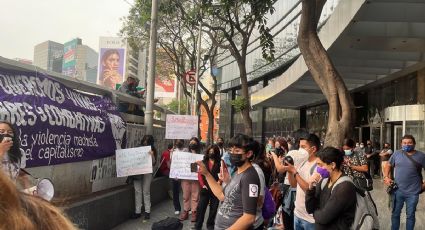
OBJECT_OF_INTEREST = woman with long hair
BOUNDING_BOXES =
[131,135,157,220]
[179,137,201,222]
[194,144,221,230]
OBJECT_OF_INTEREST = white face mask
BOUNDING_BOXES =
[298,148,309,156]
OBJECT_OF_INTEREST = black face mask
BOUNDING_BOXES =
[217,142,224,147]
[0,133,13,142]
[229,153,246,167]
[189,143,199,151]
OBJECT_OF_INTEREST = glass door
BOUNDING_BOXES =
[393,125,403,151]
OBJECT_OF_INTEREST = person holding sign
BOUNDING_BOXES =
[195,145,222,230]
[131,135,157,221]
[197,134,261,230]
[179,137,201,222]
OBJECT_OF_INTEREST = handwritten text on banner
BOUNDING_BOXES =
[116,146,152,177]
[169,151,203,180]
[165,115,198,140]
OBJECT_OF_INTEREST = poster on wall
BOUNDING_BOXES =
[97,37,127,90]
[0,67,126,167]
[62,38,80,77]
[165,115,198,140]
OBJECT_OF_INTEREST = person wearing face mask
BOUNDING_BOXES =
[131,135,157,220]
[341,138,369,190]
[118,76,145,116]
[0,121,29,187]
[195,145,222,230]
[305,147,357,229]
[276,134,321,230]
[383,135,425,230]
[179,137,201,222]
[216,137,225,157]
[197,134,261,230]
[364,140,379,178]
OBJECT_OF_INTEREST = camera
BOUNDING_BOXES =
[386,182,398,194]
[275,148,285,157]
[283,155,294,166]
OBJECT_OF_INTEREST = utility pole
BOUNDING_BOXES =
[145,0,158,135]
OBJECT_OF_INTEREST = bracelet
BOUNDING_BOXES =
[293,172,299,178]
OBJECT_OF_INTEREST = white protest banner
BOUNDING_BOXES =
[116,146,152,177]
[169,151,204,180]
[165,115,198,140]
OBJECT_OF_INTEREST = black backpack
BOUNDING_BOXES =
[151,217,183,230]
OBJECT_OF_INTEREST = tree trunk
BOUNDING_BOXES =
[207,109,215,145]
[298,0,355,147]
[238,60,253,136]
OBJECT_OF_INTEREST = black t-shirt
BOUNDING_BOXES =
[214,165,260,230]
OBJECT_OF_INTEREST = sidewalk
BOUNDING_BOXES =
[113,179,425,230]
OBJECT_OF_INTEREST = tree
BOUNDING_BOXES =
[121,0,223,144]
[174,0,277,136]
[297,0,355,147]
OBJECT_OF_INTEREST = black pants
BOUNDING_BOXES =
[195,188,219,230]
[172,179,181,212]
[368,155,380,176]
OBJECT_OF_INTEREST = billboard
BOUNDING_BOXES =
[98,37,127,89]
[155,76,176,98]
[62,38,81,77]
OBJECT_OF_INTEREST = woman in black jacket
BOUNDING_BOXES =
[305,147,357,230]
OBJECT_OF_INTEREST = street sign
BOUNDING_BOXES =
[184,69,196,86]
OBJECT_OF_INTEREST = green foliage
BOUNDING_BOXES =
[166,99,188,114]
[230,97,248,112]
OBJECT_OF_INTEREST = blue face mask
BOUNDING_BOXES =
[344,150,353,156]
[402,145,415,152]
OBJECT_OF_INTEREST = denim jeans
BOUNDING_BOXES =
[294,215,315,230]
[391,190,419,230]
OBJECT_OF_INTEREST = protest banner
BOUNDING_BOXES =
[165,115,198,140]
[116,146,152,177]
[169,151,204,180]
[0,67,126,167]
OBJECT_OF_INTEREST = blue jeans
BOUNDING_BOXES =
[391,190,419,230]
[294,215,315,230]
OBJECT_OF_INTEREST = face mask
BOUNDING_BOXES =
[208,151,215,158]
[360,144,364,149]
[217,142,224,147]
[298,148,309,156]
[355,143,359,147]
[344,150,353,156]
[402,145,415,152]
[229,153,245,167]
[189,143,198,151]
[316,166,330,179]
[0,133,13,142]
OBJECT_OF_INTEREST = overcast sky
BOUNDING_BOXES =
[1,0,132,60]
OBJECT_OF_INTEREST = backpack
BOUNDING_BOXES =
[151,217,183,230]
[262,186,276,219]
[321,176,379,230]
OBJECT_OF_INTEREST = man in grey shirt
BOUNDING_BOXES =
[197,134,260,230]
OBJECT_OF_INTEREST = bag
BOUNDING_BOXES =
[262,187,276,219]
[353,172,373,191]
[270,182,282,210]
[152,217,183,230]
[321,176,379,230]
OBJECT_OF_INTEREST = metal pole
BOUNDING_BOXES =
[177,81,181,114]
[145,0,159,135]
[193,13,202,117]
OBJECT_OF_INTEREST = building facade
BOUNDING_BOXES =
[33,40,64,73]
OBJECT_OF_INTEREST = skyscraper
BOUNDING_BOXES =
[62,38,98,83]
[33,40,64,73]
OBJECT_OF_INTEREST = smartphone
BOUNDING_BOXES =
[190,163,198,173]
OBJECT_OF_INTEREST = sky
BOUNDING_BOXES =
[0,0,133,60]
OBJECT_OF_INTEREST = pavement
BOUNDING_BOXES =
[113,179,425,230]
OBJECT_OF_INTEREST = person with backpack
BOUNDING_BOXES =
[305,147,357,230]
[383,134,425,230]
[342,138,372,191]
[276,134,321,230]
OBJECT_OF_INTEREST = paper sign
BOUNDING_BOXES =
[165,115,198,140]
[169,151,204,180]
[116,146,152,177]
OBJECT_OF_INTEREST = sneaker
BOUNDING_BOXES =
[130,213,141,219]
[174,210,180,215]
[191,211,197,222]
[179,211,189,221]
[144,212,150,220]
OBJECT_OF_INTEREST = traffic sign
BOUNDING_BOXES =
[185,69,196,86]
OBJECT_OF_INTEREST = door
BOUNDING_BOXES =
[393,125,402,151]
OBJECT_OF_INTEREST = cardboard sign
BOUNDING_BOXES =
[169,151,204,180]
[165,115,198,140]
[116,146,152,177]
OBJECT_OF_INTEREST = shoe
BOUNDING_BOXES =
[191,211,197,222]
[130,213,141,219]
[144,212,150,220]
[179,211,189,221]
[174,210,180,215]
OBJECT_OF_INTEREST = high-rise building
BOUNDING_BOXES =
[33,40,64,73]
[62,38,98,83]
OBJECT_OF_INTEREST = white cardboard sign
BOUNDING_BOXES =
[169,151,204,180]
[165,115,198,140]
[116,146,152,177]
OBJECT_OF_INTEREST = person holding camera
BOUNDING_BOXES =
[383,134,425,230]
[273,134,321,230]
